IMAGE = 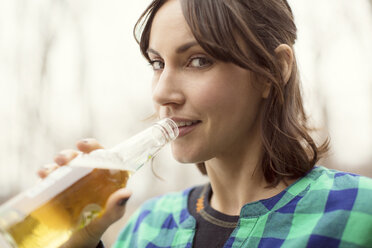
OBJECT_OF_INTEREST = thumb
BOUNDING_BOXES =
[99,188,132,228]
[61,189,132,248]
[81,188,132,239]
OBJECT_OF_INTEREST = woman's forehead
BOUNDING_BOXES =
[152,0,184,27]
[149,0,195,52]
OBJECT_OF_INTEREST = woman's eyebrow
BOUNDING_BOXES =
[147,41,199,56]
[147,48,160,56]
[176,41,198,53]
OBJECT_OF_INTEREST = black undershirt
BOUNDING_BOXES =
[187,184,240,248]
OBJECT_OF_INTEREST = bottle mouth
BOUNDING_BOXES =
[156,118,179,141]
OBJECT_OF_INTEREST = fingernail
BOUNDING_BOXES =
[55,154,66,165]
[82,139,89,144]
[58,152,67,157]
[42,164,51,170]
[117,198,129,206]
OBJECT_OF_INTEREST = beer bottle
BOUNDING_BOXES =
[0,118,178,248]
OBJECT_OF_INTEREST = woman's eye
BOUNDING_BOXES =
[150,60,164,70]
[188,57,212,68]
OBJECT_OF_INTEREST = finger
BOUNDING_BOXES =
[76,138,104,154]
[54,149,79,166]
[68,188,132,244]
[106,188,132,209]
[100,188,132,227]
[37,163,59,179]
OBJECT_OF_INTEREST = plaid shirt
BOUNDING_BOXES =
[113,166,372,247]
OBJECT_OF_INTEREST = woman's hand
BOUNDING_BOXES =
[38,138,132,248]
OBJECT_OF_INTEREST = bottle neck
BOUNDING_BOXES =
[70,119,178,172]
[154,118,179,143]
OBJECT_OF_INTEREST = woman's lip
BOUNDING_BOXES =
[177,121,201,138]
[170,117,200,123]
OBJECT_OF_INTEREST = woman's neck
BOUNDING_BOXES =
[205,143,292,216]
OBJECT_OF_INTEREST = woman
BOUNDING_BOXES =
[45,0,372,247]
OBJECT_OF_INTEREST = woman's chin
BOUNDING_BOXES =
[171,143,208,164]
[172,154,194,164]
[171,149,197,164]
[171,151,208,164]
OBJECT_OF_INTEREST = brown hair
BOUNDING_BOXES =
[134,0,329,187]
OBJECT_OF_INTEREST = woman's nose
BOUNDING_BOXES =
[152,69,185,107]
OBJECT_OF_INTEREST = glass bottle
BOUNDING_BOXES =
[0,118,178,248]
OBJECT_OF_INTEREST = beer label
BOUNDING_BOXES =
[26,166,73,198]
[0,230,16,248]
[5,166,94,220]
[0,209,24,228]
[77,204,102,229]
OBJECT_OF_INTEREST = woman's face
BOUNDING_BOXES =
[148,0,266,163]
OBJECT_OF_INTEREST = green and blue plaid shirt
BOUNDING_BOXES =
[113,166,372,247]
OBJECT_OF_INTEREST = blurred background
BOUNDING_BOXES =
[0,0,371,246]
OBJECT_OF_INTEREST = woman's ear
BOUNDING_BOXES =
[253,73,271,99]
[262,82,270,99]
[274,44,294,85]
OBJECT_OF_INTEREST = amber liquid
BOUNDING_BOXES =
[0,167,131,248]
